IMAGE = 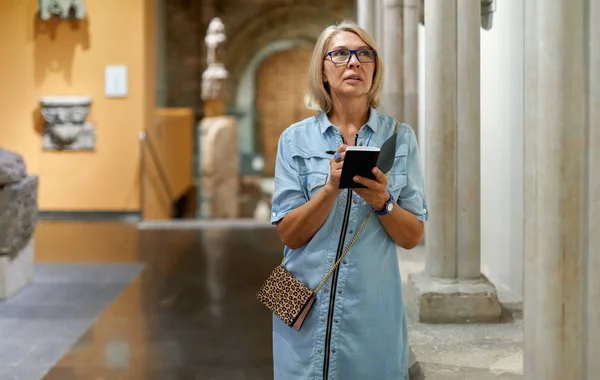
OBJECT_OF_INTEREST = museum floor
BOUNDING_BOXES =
[1,219,523,379]
[2,220,278,379]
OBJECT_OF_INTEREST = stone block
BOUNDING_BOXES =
[405,271,502,323]
[0,237,34,300]
[0,176,39,255]
[0,148,26,185]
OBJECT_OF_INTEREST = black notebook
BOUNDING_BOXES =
[338,132,398,189]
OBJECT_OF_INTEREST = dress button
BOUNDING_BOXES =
[359,142,363,146]
[334,319,339,324]
[337,290,342,295]
[343,260,348,264]
[328,258,333,264]
[321,318,326,323]
[317,348,323,353]
[349,229,354,234]
[332,348,337,353]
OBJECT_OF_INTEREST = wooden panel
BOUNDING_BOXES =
[142,108,194,220]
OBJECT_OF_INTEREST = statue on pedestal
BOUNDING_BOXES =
[198,18,239,219]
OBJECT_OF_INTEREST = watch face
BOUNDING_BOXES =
[386,202,394,212]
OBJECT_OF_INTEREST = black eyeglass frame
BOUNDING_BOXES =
[324,48,378,64]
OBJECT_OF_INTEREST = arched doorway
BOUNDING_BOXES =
[255,47,317,176]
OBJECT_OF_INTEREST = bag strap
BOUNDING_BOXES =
[283,121,401,293]
[313,121,400,293]
[314,209,373,292]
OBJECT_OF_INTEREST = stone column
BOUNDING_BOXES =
[381,0,404,121]
[357,0,374,35]
[523,0,599,378]
[402,0,419,135]
[405,0,501,323]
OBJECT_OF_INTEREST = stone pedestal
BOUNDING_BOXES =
[0,238,34,300]
[523,0,599,377]
[0,170,38,300]
[406,0,501,323]
[199,116,239,219]
[406,272,501,323]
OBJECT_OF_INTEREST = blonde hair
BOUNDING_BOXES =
[304,20,384,113]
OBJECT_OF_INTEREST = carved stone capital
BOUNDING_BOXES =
[39,96,95,150]
[38,0,86,20]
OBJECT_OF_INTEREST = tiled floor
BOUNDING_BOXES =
[0,263,142,379]
[35,221,281,379]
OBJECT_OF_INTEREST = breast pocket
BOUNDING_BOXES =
[387,172,407,201]
[303,172,328,200]
[292,148,331,200]
[386,145,408,199]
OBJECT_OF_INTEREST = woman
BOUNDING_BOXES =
[269,21,428,379]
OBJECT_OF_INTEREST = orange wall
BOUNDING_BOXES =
[0,0,156,211]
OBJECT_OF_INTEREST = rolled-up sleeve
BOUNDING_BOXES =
[270,132,307,225]
[398,127,429,222]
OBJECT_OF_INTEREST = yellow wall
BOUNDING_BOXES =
[0,0,156,211]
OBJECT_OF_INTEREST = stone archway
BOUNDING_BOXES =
[225,4,355,171]
[234,39,314,154]
[255,47,317,176]
[225,5,352,101]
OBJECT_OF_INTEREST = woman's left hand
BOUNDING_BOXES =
[353,167,390,212]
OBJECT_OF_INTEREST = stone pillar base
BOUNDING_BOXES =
[405,271,502,323]
[0,237,34,300]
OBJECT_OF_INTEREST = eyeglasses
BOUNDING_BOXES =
[325,48,377,64]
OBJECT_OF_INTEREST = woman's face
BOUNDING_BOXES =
[322,31,376,102]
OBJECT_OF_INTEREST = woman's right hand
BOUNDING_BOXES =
[325,144,347,193]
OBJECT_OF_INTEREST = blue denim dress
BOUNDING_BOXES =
[270,107,428,380]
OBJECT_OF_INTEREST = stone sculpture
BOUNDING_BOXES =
[0,149,26,185]
[39,96,94,151]
[39,0,86,20]
[201,18,229,103]
[0,148,38,299]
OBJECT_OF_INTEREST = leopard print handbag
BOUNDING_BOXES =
[256,211,373,330]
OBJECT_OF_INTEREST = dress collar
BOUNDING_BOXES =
[319,107,379,135]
